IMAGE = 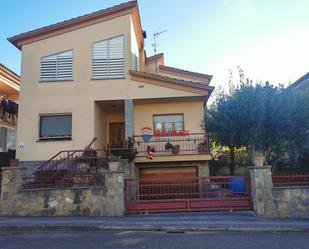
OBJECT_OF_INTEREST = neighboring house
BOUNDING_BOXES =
[0,64,19,154]
[289,72,309,91]
[0,63,19,169]
[8,1,214,179]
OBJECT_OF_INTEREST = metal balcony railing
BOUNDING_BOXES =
[133,133,209,157]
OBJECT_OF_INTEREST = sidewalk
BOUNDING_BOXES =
[0,211,308,233]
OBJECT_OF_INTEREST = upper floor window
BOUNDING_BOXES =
[92,35,124,79]
[40,50,73,81]
[132,53,139,71]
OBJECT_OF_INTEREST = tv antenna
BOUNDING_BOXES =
[152,30,167,73]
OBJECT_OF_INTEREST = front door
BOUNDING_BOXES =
[109,122,125,147]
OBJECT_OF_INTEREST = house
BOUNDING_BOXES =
[0,64,19,165]
[8,0,214,179]
[289,72,309,91]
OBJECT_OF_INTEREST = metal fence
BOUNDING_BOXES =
[125,175,252,213]
[272,173,309,187]
[23,147,131,189]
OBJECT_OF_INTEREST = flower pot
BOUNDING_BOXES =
[252,150,265,166]
[108,161,120,172]
[172,145,180,155]
[10,159,19,167]
[77,162,89,173]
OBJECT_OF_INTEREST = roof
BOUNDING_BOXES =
[8,1,140,50]
[145,53,164,64]
[159,65,213,82]
[129,70,214,95]
[289,72,309,89]
[0,63,20,86]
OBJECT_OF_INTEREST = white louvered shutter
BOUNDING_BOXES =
[41,50,73,80]
[92,35,124,79]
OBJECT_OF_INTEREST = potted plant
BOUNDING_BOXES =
[165,142,180,155]
[117,137,138,162]
[108,153,121,172]
[171,144,180,155]
[74,149,97,173]
[252,149,265,166]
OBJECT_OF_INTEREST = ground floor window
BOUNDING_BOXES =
[0,126,16,152]
[39,114,72,140]
[153,114,184,134]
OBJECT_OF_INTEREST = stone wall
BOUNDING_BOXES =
[249,166,309,218]
[0,167,125,216]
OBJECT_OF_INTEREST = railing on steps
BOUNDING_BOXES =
[25,147,128,189]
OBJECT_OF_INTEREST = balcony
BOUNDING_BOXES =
[0,98,18,126]
[133,133,210,163]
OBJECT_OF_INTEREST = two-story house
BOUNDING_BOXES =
[0,64,19,167]
[8,1,214,179]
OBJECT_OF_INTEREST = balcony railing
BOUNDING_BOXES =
[133,133,209,157]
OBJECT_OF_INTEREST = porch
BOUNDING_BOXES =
[133,133,210,163]
[94,97,210,162]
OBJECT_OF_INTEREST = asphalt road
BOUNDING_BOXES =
[0,231,308,249]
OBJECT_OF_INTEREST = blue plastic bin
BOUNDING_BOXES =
[228,177,246,193]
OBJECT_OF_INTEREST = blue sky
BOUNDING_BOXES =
[1,0,308,88]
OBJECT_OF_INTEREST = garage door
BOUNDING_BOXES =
[139,166,197,180]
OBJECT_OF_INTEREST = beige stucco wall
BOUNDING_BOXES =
[133,100,204,135]
[16,13,205,161]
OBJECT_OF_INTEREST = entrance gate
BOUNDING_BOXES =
[124,175,252,214]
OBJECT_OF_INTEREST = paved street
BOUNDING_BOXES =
[0,230,308,249]
[0,212,309,232]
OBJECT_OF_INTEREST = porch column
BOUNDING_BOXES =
[125,99,134,138]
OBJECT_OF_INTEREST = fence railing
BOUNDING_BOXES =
[133,133,209,157]
[125,175,251,201]
[24,148,128,189]
[272,173,309,187]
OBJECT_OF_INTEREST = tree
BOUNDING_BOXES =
[207,77,309,175]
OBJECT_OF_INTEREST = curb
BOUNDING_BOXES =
[0,225,308,233]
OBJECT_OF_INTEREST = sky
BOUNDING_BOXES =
[0,0,308,89]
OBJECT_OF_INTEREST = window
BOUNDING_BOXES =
[132,53,139,70]
[153,114,184,133]
[39,114,72,140]
[92,35,124,79]
[41,50,73,81]
[0,126,16,152]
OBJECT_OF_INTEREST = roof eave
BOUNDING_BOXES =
[129,70,214,96]
[8,1,138,50]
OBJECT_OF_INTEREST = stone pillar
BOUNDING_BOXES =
[0,167,26,215]
[125,99,134,138]
[104,172,125,216]
[249,166,273,216]
[1,167,25,198]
